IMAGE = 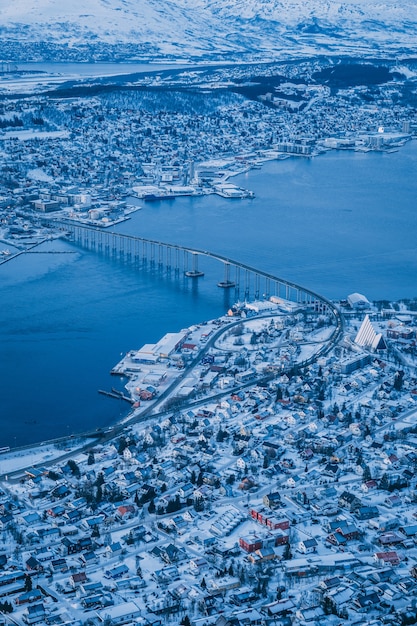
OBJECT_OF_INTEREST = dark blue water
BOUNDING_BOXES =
[17,62,189,76]
[1,143,416,446]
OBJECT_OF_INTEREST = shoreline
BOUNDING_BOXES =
[2,292,417,466]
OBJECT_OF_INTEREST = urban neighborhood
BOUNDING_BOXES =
[0,293,416,625]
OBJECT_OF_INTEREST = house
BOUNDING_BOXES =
[361,479,378,492]
[296,605,326,622]
[374,551,400,566]
[96,600,141,625]
[263,598,295,617]
[50,483,70,499]
[263,492,282,509]
[207,576,241,594]
[15,590,43,606]
[161,543,182,564]
[325,585,355,610]
[298,538,318,554]
[338,491,362,512]
[22,603,46,625]
[327,520,360,544]
[153,566,180,584]
[354,590,381,610]
[64,508,82,523]
[104,564,129,579]
[322,463,341,479]
[249,507,289,531]
[79,550,99,567]
[47,504,66,518]
[82,514,105,531]
[384,494,402,508]
[20,512,42,526]
[248,546,277,564]
[189,557,208,575]
[378,531,404,546]
[177,483,195,499]
[50,558,68,574]
[116,504,136,520]
[25,556,43,573]
[355,505,380,520]
[399,524,417,538]
[70,571,87,587]
[239,536,263,553]
[286,474,301,488]
[106,542,123,558]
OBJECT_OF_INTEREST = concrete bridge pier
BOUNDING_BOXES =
[218,262,235,288]
[244,269,250,300]
[185,252,204,278]
[254,273,260,300]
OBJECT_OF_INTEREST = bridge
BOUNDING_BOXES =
[52,220,343,351]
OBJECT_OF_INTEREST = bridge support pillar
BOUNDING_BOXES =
[218,262,235,288]
[185,252,204,277]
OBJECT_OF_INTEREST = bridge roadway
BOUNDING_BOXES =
[51,220,343,330]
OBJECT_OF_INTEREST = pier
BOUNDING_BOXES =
[48,220,343,340]
[98,389,133,404]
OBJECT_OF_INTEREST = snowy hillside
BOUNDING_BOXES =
[0,0,416,60]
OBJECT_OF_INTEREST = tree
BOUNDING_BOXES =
[67,459,80,478]
[180,616,191,626]
[216,429,226,443]
[379,473,390,491]
[96,472,105,487]
[0,600,13,613]
[322,595,337,615]
[95,484,103,504]
[232,323,244,336]
[24,574,32,592]
[166,496,181,514]
[394,370,404,391]
[363,464,372,482]
[148,498,155,514]
[282,542,292,560]
[87,451,95,465]
[197,470,204,487]
[194,496,204,512]
[118,437,128,455]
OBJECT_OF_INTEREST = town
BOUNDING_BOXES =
[0,292,416,625]
[0,58,416,249]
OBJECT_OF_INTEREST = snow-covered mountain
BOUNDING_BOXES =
[0,0,416,60]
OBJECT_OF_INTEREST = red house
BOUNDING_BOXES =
[239,536,263,553]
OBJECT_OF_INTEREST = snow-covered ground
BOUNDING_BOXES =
[0,439,94,477]
[0,0,416,59]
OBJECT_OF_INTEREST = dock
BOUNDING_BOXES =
[98,389,133,404]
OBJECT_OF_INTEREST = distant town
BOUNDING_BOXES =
[0,58,416,247]
[0,58,417,626]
